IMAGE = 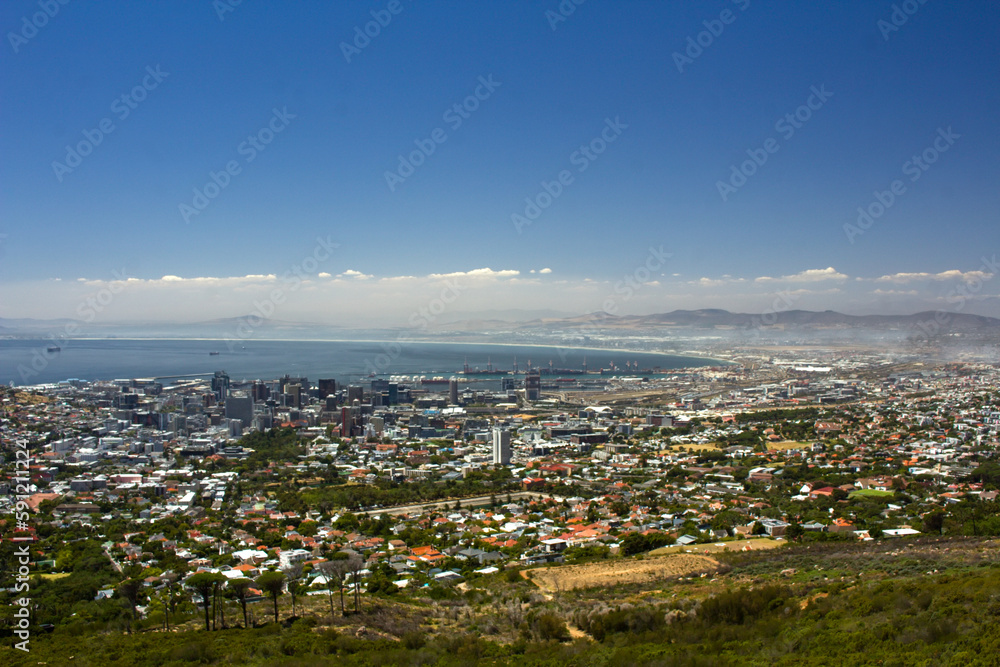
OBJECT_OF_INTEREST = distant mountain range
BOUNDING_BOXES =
[437,309,1000,333]
[2,309,998,338]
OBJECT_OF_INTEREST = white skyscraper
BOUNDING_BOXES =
[492,428,511,465]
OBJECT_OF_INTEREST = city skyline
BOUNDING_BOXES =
[2,1,999,324]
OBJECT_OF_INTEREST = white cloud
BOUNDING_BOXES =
[427,268,520,280]
[338,269,372,280]
[755,267,848,283]
[873,288,919,295]
[5,264,999,325]
[689,276,746,287]
[873,270,993,284]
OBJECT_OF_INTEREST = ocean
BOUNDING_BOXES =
[1,338,728,386]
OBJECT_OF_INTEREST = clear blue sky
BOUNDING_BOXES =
[2,1,998,321]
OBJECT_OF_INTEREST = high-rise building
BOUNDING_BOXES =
[225,393,253,430]
[286,383,301,408]
[449,378,459,405]
[280,375,310,395]
[341,406,353,438]
[492,428,511,465]
[318,378,337,399]
[371,379,398,405]
[251,381,270,402]
[212,370,230,401]
[347,385,364,404]
[525,370,541,401]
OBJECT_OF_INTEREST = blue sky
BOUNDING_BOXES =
[1,0,998,323]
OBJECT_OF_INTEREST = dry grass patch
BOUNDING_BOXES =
[767,440,811,451]
[528,553,720,592]
[649,538,784,557]
[662,443,722,452]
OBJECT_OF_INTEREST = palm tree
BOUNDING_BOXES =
[256,571,285,624]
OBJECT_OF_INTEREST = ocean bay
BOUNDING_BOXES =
[1,338,726,386]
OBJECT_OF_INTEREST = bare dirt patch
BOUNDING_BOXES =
[528,554,720,592]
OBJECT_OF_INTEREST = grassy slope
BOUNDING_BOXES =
[4,537,1000,667]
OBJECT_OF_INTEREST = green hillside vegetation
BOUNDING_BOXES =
[4,536,999,666]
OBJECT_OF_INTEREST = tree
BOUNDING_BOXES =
[786,522,805,542]
[155,583,178,631]
[116,578,144,634]
[347,555,364,613]
[923,510,946,536]
[187,572,225,632]
[317,560,351,617]
[296,520,319,537]
[228,578,253,628]
[281,563,304,618]
[256,571,286,624]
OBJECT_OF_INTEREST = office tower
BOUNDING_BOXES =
[341,407,353,437]
[525,370,541,401]
[225,392,253,428]
[318,378,337,399]
[286,383,301,408]
[449,378,459,405]
[492,427,511,465]
[212,370,230,401]
[252,381,270,402]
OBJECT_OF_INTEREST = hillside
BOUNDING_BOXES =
[5,536,999,666]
